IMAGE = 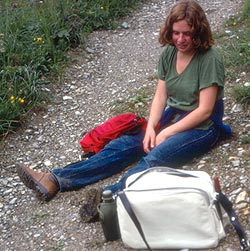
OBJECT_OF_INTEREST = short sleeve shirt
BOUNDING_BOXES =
[157,45,225,112]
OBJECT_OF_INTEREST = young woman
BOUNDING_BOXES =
[17,0,231,211]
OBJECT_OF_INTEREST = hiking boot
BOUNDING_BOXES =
[79,188,102,223]
[16,163,59,201]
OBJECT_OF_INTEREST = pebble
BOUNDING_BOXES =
[9,198,18,205]
[231,160,241,167]
[231,103,243,113]
[120,22,129,29]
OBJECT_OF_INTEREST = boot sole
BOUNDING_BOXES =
[16,164,53,201]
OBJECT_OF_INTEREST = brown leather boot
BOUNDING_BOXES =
[16,163,59,201]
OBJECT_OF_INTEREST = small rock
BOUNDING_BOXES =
[9,198,18,205]
[85,47,96,54]
[3,189,13,196]
[231,160,240,167]
[44,160,52,166]
[231,188,242,195]
[235,191,249,204]
[231,103,242,113]
[63,96,73,100]
[75,111,81,116]
[121,22,129,29]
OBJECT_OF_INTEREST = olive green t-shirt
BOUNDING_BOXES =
[157,45,225,111]
[157,46,225,129]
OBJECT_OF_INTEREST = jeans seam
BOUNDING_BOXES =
[146,128,218,165]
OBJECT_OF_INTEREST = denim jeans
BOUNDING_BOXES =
[52,125,219,194]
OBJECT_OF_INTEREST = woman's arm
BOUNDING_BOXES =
[155,85,218,146]
[143,79,167,153]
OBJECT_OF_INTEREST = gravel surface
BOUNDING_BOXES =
[1,0,249,250]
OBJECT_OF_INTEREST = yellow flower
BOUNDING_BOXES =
[233,21,237,26]
[33,37,44,43]
[100,6,104,10]
[18,98,25,104]
[10,95,15,103]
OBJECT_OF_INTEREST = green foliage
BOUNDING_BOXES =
[242,0,250,20]
[26,211,50,222]
[221,15,250,71]
[0,0,144,136]
[49,241,65,251]
[76,0,141,32]
[111,88,152,117]
[232,86,250,106]
[218,0,250,106]
[241,134,250,144]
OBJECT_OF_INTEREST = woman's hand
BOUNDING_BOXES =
[143,127,157,153]
[155,128,174,146]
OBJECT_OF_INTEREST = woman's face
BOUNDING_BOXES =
[172,20,195,54]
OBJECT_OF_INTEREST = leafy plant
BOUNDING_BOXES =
[49,241,65,251]
[111,88,152,117]
[217,0,250,106]
[0,0,144,136]
[241,134,250,144]
[232,86,250,106]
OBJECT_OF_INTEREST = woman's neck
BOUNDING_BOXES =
[177,49,196,58]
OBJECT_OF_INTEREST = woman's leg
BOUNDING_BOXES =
[105,126,219,194]
[52,131,146,191]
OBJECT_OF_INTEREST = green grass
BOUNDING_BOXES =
[217,0,250,106]
[111,88,152,117]
[0,0,143,136]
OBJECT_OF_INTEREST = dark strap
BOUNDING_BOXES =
[118,192,152,251]
[218,191,250,250]
[214,177,249,250]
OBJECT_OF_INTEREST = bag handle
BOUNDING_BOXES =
[127,166,196,188]
[118,192,152,251]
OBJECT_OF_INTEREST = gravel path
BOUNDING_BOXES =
[1,0,249,250]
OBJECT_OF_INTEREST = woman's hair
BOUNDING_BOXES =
[159,0,214,51]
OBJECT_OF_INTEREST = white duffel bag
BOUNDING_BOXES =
[116,166,227,250]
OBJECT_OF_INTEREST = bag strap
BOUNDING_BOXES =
[127,166,196,188]
[217,191,249,250]
[214,177,250,251]
[118,192,152,251]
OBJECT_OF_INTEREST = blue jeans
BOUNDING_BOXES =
[52,126,219,194]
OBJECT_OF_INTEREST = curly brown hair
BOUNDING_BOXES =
[159,0,214,51]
